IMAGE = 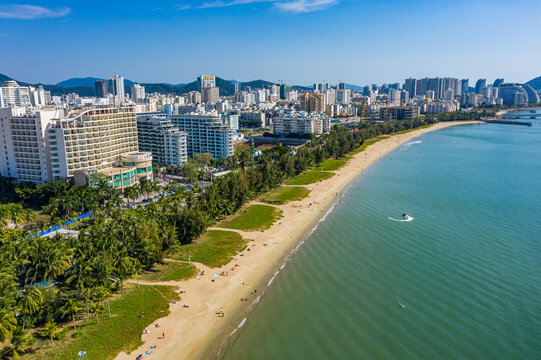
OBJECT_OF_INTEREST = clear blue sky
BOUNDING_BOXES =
[0,0,540,86]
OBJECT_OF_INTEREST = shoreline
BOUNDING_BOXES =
[115,120,482,360]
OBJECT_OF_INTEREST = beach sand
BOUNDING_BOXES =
[115,121,479,360]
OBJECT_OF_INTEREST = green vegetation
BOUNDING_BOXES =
[1,117,439,358]
[219,204,282,231]
[23,285,178,360]
[311,157,351,172]
[260,186,310,205]
[138,261,198,282]
[284,171,334,185]
[170,230,247,268]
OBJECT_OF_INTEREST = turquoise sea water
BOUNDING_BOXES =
[223,118,541,360]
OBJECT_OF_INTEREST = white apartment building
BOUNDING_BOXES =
[273,112,331,135]
[170,114,234,159]
[48,107,139,180]
[136,113,188,166]
[131,84,146,103]
[0,107,61,183]
[336,89,351,103]
[108,75,125,104]
[0,81,31,108]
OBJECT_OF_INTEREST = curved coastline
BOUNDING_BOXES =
[115,120,482,360]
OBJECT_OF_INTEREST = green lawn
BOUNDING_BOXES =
[350,138,385,155]
[26,285,178,360]
[169,230,247,268]
[219,204,282,231]
[284,171,334,185]
[260,186,310,205]
[138,261,198,282]
[311,157,351,172]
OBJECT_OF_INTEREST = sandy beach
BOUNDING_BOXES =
[115,121,480,360]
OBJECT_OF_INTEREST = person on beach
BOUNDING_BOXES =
[162,332,165,339]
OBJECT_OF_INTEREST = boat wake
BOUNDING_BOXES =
[404,140,422,146]
[388,216,414,222]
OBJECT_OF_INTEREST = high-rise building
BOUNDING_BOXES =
[0,81,31,107]
[198,75,216,89]
[29,85,50,106]
[498,83,530,106]
[0,107,61,183]
[475,79,486,94]
[95,80,108,98]
[336,89,351,103]
[300,93,326,113]
[185,91,201,104]
[230,82,241,95]
[522,84,540,104]
[131,84,145,103]
[170,114,234,159]
[47,107,144,184]
[461,79,469,94]
[279,84,291,100]
[201,86,220,104]
[108,75,126,103]
[404,78,418,97]
[136,113,188,166]
[338,83,346,90]
[493,78,504,88]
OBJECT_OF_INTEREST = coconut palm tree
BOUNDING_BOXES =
[39,321,60,348]
[0,327,33,358]
[61,298,81,329]
[16,286,42,331]
[0,309,17,343]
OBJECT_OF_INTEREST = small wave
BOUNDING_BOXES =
[388,216,414,222]
[404,140,422,146]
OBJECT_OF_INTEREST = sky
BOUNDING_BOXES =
[0,0,540,86]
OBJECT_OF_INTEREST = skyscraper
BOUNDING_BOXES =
[230,82,240,95]
[461,79,469,94]
[95,80,108,98]
[130,84,145,103]
[279,84,291,100]
[475,79,486,94]
[493,78,504,88]
[108,75,125,103]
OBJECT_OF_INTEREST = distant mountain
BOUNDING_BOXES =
[344,83,364,91]
[525,76,541,90]
[56,77,105,88]
[0,73,282,97]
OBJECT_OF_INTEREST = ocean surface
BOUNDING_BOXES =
[223,113,541,360]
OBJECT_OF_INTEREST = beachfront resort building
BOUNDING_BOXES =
[272,112,331,135]
[136,113,188,166]
[47,106,153,188]
[170,114,234,159]
[0,107,62,183]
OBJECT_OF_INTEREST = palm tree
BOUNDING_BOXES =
[16,286,42,331]
[0,309,17,343]
[114,255,135,294]
[39,321,60,348]
[61,298,81,329]
[90,302,104,324]
[0,327,33,358]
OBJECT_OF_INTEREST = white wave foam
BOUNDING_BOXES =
[388,216,414,222]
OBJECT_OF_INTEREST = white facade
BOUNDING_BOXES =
[136,113,187,166]
[48,107,138,179]
[108,75,126,104]
[0,107,61,183]
[131,84,146,103]
[0,81,31,108]
[273,112,331,135]
[170,114,234,159]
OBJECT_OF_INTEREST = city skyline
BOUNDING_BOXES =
[0,0,540,85]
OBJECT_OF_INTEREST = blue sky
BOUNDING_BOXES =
[0,0,540,86]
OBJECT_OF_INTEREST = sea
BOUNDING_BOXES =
[222,110,541,360]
